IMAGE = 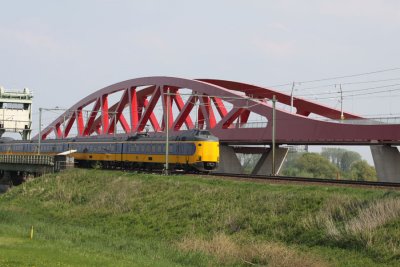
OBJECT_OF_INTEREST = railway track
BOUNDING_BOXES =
[210,173,400,189]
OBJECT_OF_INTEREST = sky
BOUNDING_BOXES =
[1,0,400,163]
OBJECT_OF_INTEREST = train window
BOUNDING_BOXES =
[190,144,196,154]
[182,144,187,155]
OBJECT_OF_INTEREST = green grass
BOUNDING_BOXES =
[0,169,400,266]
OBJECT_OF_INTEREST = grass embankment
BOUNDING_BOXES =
[0,169,400,266]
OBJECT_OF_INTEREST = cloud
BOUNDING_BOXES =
[0,28,56,50]
[318,0,400,23]
[252,38,296,59]
[266,23,290,32]
[0,26,79,58]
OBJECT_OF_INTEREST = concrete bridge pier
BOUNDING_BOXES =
[216,145,244,174]
[215,145,289,175]
[370,145,400,182]
[251,147,289,176]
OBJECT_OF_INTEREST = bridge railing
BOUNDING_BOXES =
[328,117,400,125]
[0,154,54,165]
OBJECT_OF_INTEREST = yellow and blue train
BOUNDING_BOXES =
[0,130,220,172]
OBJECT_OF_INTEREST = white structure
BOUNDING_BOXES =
[0,87,33,140]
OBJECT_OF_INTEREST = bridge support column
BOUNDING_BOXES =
[251,147,288,175]
[370,145,400,182]
[215,145,243,174]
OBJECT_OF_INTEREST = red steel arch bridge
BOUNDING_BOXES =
[34,76,400,181]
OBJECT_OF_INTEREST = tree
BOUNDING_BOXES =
[283,152,339,178]
[340,151,362,172]
[350,160,377,181]
[321,147,345,167]
[321,148,361,172]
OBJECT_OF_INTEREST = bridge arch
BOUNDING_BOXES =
[35,76,400,145]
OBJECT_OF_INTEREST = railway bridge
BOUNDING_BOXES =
[34,77,400,182]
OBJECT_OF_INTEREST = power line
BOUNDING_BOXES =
[308,87,400,100]
[281,77,400,92]
[268,67,400,87]
[297,83,400,97]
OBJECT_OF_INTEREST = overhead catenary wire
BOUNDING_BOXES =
[296,83,400,97]
[267,67,400,88]
[280,77,400,92]
[308,86,400,100]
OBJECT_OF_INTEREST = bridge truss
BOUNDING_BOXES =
[34,76,400,145]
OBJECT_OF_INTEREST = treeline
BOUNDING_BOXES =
[281,148,376,180]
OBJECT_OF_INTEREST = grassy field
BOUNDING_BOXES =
[0,169,399,266]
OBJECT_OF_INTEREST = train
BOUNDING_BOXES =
[0,130,220,172]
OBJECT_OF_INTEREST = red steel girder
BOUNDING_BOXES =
[173,95,196,131]
[83,98,100,136]
[101,95,109,134]
[33,76,400,145]
[107,89,131,134]
[129,87,138,132]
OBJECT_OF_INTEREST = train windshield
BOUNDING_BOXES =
[197,130,211,136]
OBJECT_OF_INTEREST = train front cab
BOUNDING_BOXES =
[192,130,219,171]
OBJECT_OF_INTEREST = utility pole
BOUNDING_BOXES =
[271,95,276,176]
[165,87,170,175]
[62,113,66,139]
[290,82,295,113]
[38,108,42,154]
[339,84,344,120]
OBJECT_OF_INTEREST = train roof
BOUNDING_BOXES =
[0,129,218,144]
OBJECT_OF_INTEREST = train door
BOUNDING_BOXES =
[184,144,189,165]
